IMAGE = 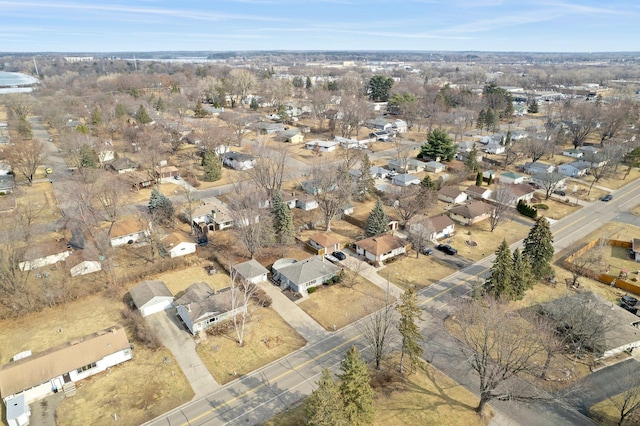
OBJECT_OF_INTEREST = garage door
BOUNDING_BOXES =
[140,300,173,317]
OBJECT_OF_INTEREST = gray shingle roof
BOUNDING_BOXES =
[129,280,173,308]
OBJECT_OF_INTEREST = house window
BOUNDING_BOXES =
[77,362,97,373]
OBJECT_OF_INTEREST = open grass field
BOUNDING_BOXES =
[532,196,581,220]
[151,261,231,294]
[380,251,457,291]
[263,354,492,426]
[196,305,306,385]
[0,294,193,425]
[589,395,640,426]
[14,182,62,224]
[298,280,388,330]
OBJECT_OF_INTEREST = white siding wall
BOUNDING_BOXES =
[177,305,196,335]
[69,348,132,382]
[169,242,197,258]
[110,232,148,247]
[140,298,173,317]
[19,252,70,271]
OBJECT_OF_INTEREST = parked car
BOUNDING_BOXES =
[174,175,181,180]
[553,190,566,196]
[621,295,638,307]
[436,244,458,255]
[601,194,613,202]
[421,246,433,256]
[621,303,638,315]
[332,251,346,261]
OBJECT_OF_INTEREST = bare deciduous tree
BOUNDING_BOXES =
[488,184,515,232]
[229,268,258,347]
[7,137,44,185]
[523,136,554,163]
[566,102,599,148]
[227,184,274,258]
[337,96,371,139]
[309,88,332,131]
[356,296,397,370]
[311,162,353,232]
[247,140,289,197]
[384,185,436,228]
[603,362,640,426]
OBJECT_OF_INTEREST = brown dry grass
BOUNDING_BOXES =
[196,306,306,385]
[263,354,492,426]
[532,197,581,220]
[151,262,232,294]
[589,395,640,426]
[0,294,193,425]
[298,280,388,330]
[380,251,457,291]
[596,167,640,190]
[14,182,62,224]
[559,180,607,202]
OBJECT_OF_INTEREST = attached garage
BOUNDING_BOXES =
[129,280,174,317]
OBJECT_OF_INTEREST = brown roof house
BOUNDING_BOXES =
[175,283,241,335]
[465,185,492,200]
[108,216,151,247]
[161,232,197,258]
[0,326,132,426]
[129,280,174,317]
[438,186,468,205]
[155,164,179,179]
[19,240,72,272]
[354,234,409,264]
[308,232,343,255]
[449,201,493,226]
[408,215,455,242]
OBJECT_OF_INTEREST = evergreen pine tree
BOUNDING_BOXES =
[485,239,514,300]
[420,128,456,161]
[115,103,128,118]
[527,100,539,114]
[90,107,102,126]
[306,76,313,90]
[250,97,259,110]
[487,174,494,185]
[194,100,209,118]
[304,369,348,426]
[272,191,295,245]
[475,172,483,186]
[137,105,152,124]
[202,151,222,182]
[365,198,388,237]
[339,346,374,426]
[397,286,424,374]
[523,217,554,280]
[485,109,497,133]
[512,248,535,300]
[79,144,98,168]
[155,97,166,112]
[465,145,480,173]
[477,109,487,131]
[420,174,436,192]
[357,154,376,201]
[148,188,174,225]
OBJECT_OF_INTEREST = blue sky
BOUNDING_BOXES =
[1,0,638,53]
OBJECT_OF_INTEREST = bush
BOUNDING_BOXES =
[307,286,317,294]
[121,308,162,350]
[533,203,549,210]
[205,319,233,336]
[517,199,538,218]
[251,287,273,308]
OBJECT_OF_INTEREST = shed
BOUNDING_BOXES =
[129,280,174,317]
[424,161,446,173]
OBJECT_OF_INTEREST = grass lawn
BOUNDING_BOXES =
[151,261,232,294]
[14,182,62,224]
[589,395,640,426]
[595,167,640,190]
[263,354,492,426]
[558,180,607,202]
[0,294,193,425]
[531,197,581,220]
[196,305,306,385]
[380,251,457,291]
[298,280,388,330]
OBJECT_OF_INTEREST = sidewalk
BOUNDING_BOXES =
[258,281,330,344]
[340,248,404,300]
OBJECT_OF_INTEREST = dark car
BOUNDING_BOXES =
[421,246,433,256]
[553,190,566,196]
[601,194,613,202]
[437,244,458,255]
[622,295,639,307]
[332,251,346,261]
[621,303,638,315]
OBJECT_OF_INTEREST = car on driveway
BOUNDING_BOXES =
[436,244,458,255]
[621,295,638,307]
[332,251,346,261]
[601,194,613,202]
[421,246,433,256]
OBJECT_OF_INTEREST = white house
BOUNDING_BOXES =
[499,171,525,185]
[424,161,446,173]
[232,259,269,284]
[449,201,493,225]
[19,241,72,272]
[108,217,150,247]
[558,163,587,178]
[524,161,555,175]
[484,143,505,155]
[305,140,338,153]
[438,186,468,204]
[392,119,408,134]
[222,152,256,171]
[272,257,341,295]
[296,194,319,211]
[408,215,455,241]
[364,118,393,132]
[465,185,492,200]
[392,173,420,187]
[175,283,241,335]
[162,232,197,258]
[0,326,132,426]
[370,166,390,179]
[129,280,174,317]
[66,250,102,277]
[562,148,584,158]
[354,234,409,264]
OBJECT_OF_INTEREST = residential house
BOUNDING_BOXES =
[484,143,505,155]
[581,153,609,168]
[499,171,525,185]
[191,198,234,231]
[108,157,138,174]
[232,259,269,285]
[370,131,392,141]
[392,174,420,187]
[280,128,304,144]
[108,217,150,247]
[392,119,408,134]
[175,283,241,335]
[272,256,341,294]
[465,185,492,200]
[364,118,392,132]
[0,162,11,175]
[155,165,179,179]
[568,160,593,175]
[129,280,174,317]
[0,326,132,426]
[524,161,555,175]
[579,146,599,155]
[126,171,155,190]
[334,136,363,149]
[438,186,468,205]
[295,194,319,211]
[222,152,257,171]
[449,201,493,225]
[97,143,115,164]
[301,179,336,195]
[562,148,584,158]
[632,238,640,262]
[483,170,497,182]
[305,140,338,153]
[424,161,447,173]
[0,175,14,194]
[308,232,343,255]
[495,184,536,206]
[354,234,409,264]
[408,215,455,241]
[66,249,102,277]
[19,241,72,271]
[531,173,567,191]
[558,163,587,178]
[252,122,286,135]
[161,232,197,258]
[539,292,640,359]
[324,109,343,121]
[456,141,477,153]
[370,166,390,179]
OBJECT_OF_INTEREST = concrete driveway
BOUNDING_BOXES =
[146,309,220,398]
